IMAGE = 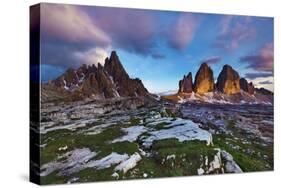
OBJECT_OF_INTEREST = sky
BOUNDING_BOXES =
[39,3,274,93]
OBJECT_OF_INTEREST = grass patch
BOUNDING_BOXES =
[150,138,216,176]
[71,167,117,182]
[213,134,273,172]
[40,125,125,165]
[95,141,139,159]
[129,118,141,126]
[40,172,67,185]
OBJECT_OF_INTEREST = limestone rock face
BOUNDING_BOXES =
[104,51,130,86]
[216,65,240,95]
[193,63,215,94]
[240,78,255,95]
[178,72,193,93]
[240,78,248,92]
[248,82,255,95]
[104,51,148,97]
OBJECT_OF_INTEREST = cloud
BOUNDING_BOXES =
[201,56,221,65]
[41,4,110,45]
[214,16,256,52]
[167,14,198,50]
[72,47,109,66]
[221,16,234,35]
[40,4,201,67]
[90,7,157,55]
[240,43,273,72]
[259,80,273,85]
[247,76,273,92]
[41,41,79,67]
[245,72,273,79]
[151,53,166,59]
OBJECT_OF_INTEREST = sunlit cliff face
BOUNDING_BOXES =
[222,80,240,95]
[193,63,215,94]
[195,79,215,94]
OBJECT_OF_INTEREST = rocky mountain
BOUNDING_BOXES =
[163,63,273,105]
[178,72,193,93]
[255,87,273,95]
[216,65,240,95]
[42,51,150,102]
[240,78,255,95]
[193,63,215,94]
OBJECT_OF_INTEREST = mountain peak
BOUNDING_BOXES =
[193,63,215,94]
[217,64,240,94]
[240,78,255,95]
[222,64,232,69]
[178,72,193,93]
[104,51,129,82]
[110,51,119,61]
[48,50,150,101]
[201,62,208,68]
[97,63,103,70]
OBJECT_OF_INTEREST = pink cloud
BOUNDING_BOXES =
[41,4,110,46]
[167,14,198,50]
[201,56,221,65]
[215,16,256,52]
[221,16,234,35]
[240,42,273,72]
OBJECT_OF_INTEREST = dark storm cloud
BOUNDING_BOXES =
[88,6,157,56]
[41,41,82,68]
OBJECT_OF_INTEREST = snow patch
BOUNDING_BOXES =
[87,152,129,170]
[111,172,119,179]
[166,154,176,160]
[142,118,213,147]
[40,148,97,176]
[197,168,204,175]
[63,79,69,90]
[58,145,68,151]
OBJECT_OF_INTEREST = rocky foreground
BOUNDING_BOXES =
[33,98,273,185]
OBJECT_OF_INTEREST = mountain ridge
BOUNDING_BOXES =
[166,63,273,105]
[42,51,273,105]
[42,51,150,102]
